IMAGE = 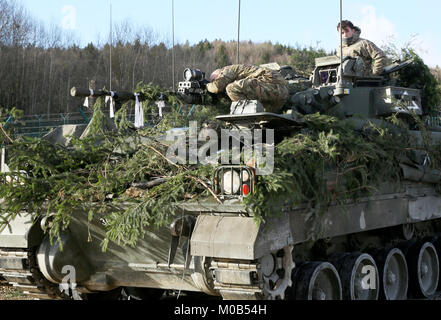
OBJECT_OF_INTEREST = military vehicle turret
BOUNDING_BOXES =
[0,55,441,301]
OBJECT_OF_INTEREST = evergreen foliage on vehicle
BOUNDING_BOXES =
[0,89,222,251]
[397,50,441,115]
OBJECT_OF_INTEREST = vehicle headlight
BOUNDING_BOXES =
[184,68,194,81]
[242,170,250,182]
[222,170,241,195]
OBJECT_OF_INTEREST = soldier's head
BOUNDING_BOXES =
[337,20,356,39]
[210,69,222,82]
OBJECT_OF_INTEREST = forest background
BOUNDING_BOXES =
[0,0,440,116]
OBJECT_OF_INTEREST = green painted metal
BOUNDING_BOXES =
[78,107,90,124]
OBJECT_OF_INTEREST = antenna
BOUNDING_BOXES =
[171,0,175,91]
[110,1,113,91]
[237,0,241,64]
[339,0,343,69]
[334,0,347,97]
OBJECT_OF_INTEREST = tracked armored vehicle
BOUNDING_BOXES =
[1,56,441,301]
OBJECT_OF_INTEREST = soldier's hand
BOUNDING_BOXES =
[200,79,210,90]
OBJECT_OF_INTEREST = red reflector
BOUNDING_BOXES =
[242,184,250,195]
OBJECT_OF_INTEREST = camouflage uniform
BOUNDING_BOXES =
[339,27,387,76]
[206,64,289,113]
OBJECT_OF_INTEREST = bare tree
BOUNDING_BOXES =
[0,0,338,117]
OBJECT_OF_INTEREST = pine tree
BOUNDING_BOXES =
[215,44,231,69]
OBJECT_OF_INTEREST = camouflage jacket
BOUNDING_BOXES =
[206,64,287,94]
[339,28,387,76]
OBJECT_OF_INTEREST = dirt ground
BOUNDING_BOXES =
[0,286,33,300]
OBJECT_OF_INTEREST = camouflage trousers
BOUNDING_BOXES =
[225,78,289,113]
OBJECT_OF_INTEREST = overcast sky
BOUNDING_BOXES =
[20,0,441,67]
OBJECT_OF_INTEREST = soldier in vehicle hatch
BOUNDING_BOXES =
[207,64,290,113]
[337,20,388,76]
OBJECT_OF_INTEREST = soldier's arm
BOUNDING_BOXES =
[207,66,238,94]
[365,41,388,76]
